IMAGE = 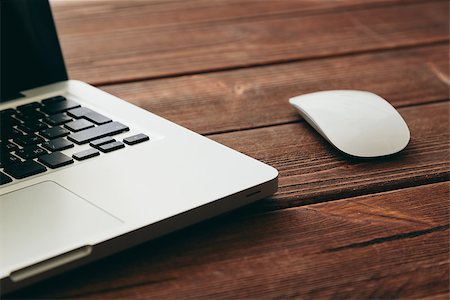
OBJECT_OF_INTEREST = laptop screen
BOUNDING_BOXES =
[1,0,67,102]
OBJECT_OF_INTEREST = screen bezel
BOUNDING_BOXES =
[1,0,68,102]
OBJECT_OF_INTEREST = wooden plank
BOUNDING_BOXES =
[50,0,412,33]
[11,182,449,299]
[210,102,450,210]
[419,294,450,300]
[102,44,449,135]
[50,1,449,85]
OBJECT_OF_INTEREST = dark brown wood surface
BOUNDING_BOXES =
[51,0,449,85]
[12,183,450,299]
[10,0,449,298]
[102,44,449,134]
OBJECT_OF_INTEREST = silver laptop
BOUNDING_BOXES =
[0,0,278,294]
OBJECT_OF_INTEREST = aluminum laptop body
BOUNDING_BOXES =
[0,0,278,294]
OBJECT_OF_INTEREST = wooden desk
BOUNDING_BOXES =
[12,1,449,298]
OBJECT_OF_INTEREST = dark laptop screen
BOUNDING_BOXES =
[1,0,67,102]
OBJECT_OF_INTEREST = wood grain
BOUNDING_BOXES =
[10,182,449,299]
[50,0,413,33]
[210,102,450,210]
[7,1,448,298]
[50,1,449,85]
[419,294,450,300]
[102,44,450,135]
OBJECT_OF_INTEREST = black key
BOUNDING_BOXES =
[0,118,21,141]
[0,153,21,167]
[18,121,49,133]
[84,112,112,125]
[17,102,41,112]
[123,134,149,145]
[73,148,100,161]
[41,100,80,115]
[0,108,16,116]
[90,136,115,148]
[68,121,129,144]
[10,117,21,126]
[40,126,70,139]
[98,141,125,153]
[0,124,23,141]
[65,119,94,132]
[14,134,44,147]
[0,172,13,185]
[0,115,21,127]
[0,141,19,153]
[0,110,18,129]
[16,146,48,160]
[67,107,111,125]
[15,111,46,123]
[11,128,24,137]
[42,137,74,152]
[38,151,74,169]
[41,95,66,105]
[1,128,23,141]
[44,113,73,126]
[67,107,91,118]
[4,160,47,179]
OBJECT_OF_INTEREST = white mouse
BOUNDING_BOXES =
[289,90,410,158]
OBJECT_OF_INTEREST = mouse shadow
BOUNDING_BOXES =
[335,145,409,164]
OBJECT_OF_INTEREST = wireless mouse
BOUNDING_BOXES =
[289,90,410,158]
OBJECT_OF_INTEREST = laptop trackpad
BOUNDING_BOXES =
[0,181,122,276]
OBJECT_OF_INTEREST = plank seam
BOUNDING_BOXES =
[205,99,450,136]
[246,175,450,215]
[323,224,449,253]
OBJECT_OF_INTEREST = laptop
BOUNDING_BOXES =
[0,0,278,294]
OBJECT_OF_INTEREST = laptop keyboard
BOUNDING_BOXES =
[0,95,149,185]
